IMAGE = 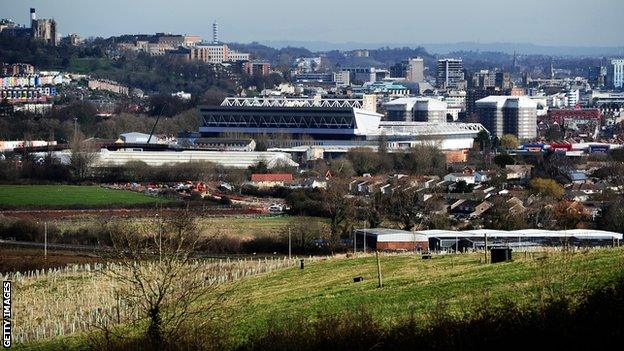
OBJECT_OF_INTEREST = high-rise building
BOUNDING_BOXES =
[566,90,580,108]
[495,72,511,90]
[607,59,624,89]
[476,96,537,139]
[385,97,448,123]
[472,70,495,88]
[30,8,57,46]
[436,59,465,89]
[406,57,424,83]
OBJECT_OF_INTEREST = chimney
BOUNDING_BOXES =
[30,8,36,22]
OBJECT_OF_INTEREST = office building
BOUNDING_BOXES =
[495,72,511,90]
[293,73,333,83]
[243,61,271,76]
[566,89,580,108]
[189,44,250,64]
[385,97,448,123]
[406,57,424,83]
[333,71,350,87]
[607,59,624,89]
[343,67,389,84]
[472,70,495,88]
[436,59,465,89]
[476,96,537,139]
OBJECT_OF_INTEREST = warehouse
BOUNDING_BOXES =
[419,229,623,252]
[353,228,429,252]
[353,228,623,253]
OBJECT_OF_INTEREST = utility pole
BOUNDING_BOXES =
[484,234,488,264]
[44,221,47,260]
[73,117,78,139]
[156,213,162,264]
[353,230,357,254]
[288,227,292,259]
[376,250,383,288]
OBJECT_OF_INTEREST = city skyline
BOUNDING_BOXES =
[3,0,624,48]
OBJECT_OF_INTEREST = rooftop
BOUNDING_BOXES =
[476,95,537,108]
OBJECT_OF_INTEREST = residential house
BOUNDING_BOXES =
[567,171,588,184]
[443,172,476,184]
[250,173,293,188]
[506,165,533,180]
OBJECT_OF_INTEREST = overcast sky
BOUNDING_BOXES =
[3,0,623,46]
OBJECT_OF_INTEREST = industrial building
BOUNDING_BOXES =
[39,149,298,169]
[353,228,622,252]
[353,229,429,252]
[475,96,538,139]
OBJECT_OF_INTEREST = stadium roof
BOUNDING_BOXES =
[416,229,622,240]
[475,96,537,108]
[354,228,428,243]
[373,122,487,137]
[385,97,447,111]
[220,97,364,109]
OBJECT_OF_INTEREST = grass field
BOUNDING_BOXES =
[225,248,624,337]
[0,185,168,207]
[51,215,329,238]
[14,248,624,350]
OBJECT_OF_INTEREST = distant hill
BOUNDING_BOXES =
[261,40,624,57]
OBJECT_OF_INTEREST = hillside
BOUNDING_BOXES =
[15,248,624,350]
[226,248,624,337]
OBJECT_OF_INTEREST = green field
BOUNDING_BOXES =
[19,248,624,350]
[49,215,328,238]
[0,185,168,207]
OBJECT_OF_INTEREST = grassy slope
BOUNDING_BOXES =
[17,248,624,350]
[0,185,167,207]
[226,249,624,338]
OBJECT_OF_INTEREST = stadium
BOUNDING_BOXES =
[198,96,487,152]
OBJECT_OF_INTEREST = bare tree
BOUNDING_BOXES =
[323,180,355,239]
[385,189,424,230]
[69,131,99,181]
[98,212,226,349]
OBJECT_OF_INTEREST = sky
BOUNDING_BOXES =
[3,0,624,47]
